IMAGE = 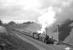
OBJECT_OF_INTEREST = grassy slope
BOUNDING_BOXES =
[0,25,39,50]
[64,29,73,45]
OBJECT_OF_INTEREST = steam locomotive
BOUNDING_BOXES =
[32,32,56,44]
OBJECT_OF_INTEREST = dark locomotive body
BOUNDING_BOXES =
[32,32,56,44]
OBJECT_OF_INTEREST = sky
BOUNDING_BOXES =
[0,0,73,24]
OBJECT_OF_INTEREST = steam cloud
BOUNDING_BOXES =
[37,0,73,33]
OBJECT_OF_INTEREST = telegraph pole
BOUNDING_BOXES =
[57,24,60,42]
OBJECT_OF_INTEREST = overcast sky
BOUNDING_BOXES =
[0,0,73,24]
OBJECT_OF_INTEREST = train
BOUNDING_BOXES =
[9,28,57,44]
[32,32,57,44]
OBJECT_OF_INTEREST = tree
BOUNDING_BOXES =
[23,21,33,24]
[0,20,2,25]
[8,21,15,25]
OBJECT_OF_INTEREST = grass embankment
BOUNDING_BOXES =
[0,26,39,50]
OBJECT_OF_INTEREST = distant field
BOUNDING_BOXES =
[7,22,41,33]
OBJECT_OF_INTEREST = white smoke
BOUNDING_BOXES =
[37,6,56,33]
[37,0,73,33]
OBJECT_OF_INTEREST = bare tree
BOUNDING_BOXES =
[8,21,15,25]
[0,20,2,25]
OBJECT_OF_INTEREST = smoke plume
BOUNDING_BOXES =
[37,0,73,33]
